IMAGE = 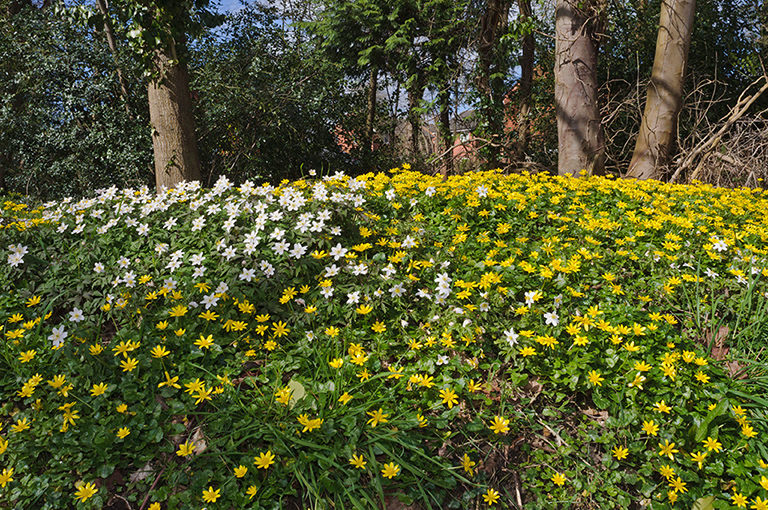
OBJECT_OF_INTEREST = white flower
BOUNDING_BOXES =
[425,186,436,196]
[329,243,348,261]
[93,262,105,273]
[352,263,368,276]
[191,216,206,231]
[330,226,342,236]
[192,266,206,278]
[222,246,237,260]
[711,239,728,252]
[289,243,307,259]
[476,185,488,197]
[69,308,85,323]
[401,235,417,249]
[385,189,396,200]
[215,282,229,294]
[117,256,131,269]
[389,284,405,297]
[436,355,449,366]
[503,328,519,347]
[239,268,256,282]
[273,240,291,255]
[705,268,719,278]
[270,228,285,240]
[136,223,149,236]
[201,294,219,309]
[49,325,68,348]
[346,291,361,304]
[191,253,206,266]
[544,311,559,326]
[320,286,334,298]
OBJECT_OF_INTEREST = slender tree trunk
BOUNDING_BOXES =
[148,43,201,191]
[476,0,511,168]
[554,0,605,176]
[514,0,535,162]
[365,65,377,152]
[95,0,131,116]
[407,76,425,158]
[438,84,453,178]
[626,0,696,180]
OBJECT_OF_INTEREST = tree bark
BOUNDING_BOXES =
[365,64,377,152]
[406,75,426,158]
[554,0,605,176]
[148,43,201,191]
[437,83,452,178]
[626,0,696,180]
[514,0,535,162]
[95,0,131,116]
[476,0,511,168]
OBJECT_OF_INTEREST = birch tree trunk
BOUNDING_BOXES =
[626,0,696,180]
[148,43,201,191]
[554,0,605,176]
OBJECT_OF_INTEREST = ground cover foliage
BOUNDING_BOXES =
[2,168,768,509]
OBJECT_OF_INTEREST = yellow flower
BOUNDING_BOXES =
[234,465,248,478]
[381,462,400,479]
[669,476,687,494]
[659,464,675,479]
[461,453,476,476]
[159,371,181,389]
[150,345,170,358]
[753,497,768,510]
[48,374,67,389]
[26,295,41,307]
[349,454,367,469]
[271,321,289,337]
[254,450,276,469]
[519,346,536,357]
[177,440,195,457]
[90,382,109,396]
[356,304,373,314]
[246,485,258,499]
[89,344,104,355]
[642,420,659,436]
[199,310,219,321]
[338,392,353,405]
[325,326,340,337]
[11,417,30,433]
[439,388,459,409]
[194,335,214,349]
[329,358,344,368]
[74,481,98,502]
[371,320,387,333]
[691,451,707,469]
[587,370,604,386]
[275,386,292,405]
[366,408,389,428]
[168,304,188,317]
[489,416,509,435]
[658,440,679,460]
[18,350,36,363]
[732,492,748,508]
[702,437,722,452]
[612,445,629,460]
[551,472,566,486]
[654,400,672,414]
[202,486,221,503]
[116,427,130,439]
[0,467,14,488]
[120,357,138,372]
[483,488,500,505]
[742,423,758,438]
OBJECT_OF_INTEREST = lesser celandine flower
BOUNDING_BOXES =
[349,454,366,469]
[551,472,566,486]
[483,488,500,505]
[380,462,400,479]
[74,481,97,502]
[489,416,509,434]
[254,450,275,469]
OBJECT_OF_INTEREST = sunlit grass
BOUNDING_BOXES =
[1,168,768,509]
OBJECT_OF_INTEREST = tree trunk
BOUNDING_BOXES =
[476,0,511,168]
[554,0,605,176]
[626,0,696,180]
[407,76,425,158]
[148,43,201,191]
[95,0,131,116]
[514,0,534,163]
[365,65,377,152]
[438,84,452,178]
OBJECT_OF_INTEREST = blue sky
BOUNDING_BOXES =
[216,0,247,13]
